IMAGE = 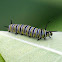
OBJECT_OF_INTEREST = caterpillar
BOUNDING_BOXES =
[4,20,55,40]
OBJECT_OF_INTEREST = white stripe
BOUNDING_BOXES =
[0,33,62,56]
[21,25,24,31]
[42,30,43,35]
[29,27,33,35]
[17,24,20,31]
[25,25,29,33]
[30,27,33,32]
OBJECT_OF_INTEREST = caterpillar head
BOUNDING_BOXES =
[49,31,53,36]
[46,31,53,37]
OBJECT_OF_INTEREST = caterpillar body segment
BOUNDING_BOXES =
[8,24,53,40]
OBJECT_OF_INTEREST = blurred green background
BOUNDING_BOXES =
[0,0,62,31]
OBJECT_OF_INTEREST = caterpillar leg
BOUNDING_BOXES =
[37,38,40,41]
[44,34,46,40]
[28,34,31,37]
[44,37,46,40]
[8,29,10,32]
[15,31,18,34]
[20,33,23,35]
[15,32,18,34]
[37,38,41,41]
[49,36,51,38]
[8,31,10,32]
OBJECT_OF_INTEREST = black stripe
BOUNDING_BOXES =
[28,27,31,36]
[24,25,28,33]
[20,25,23,32]
[15,24,19,34]
[46,32,49,37]
[41,29,42,36]
[46,32,47,36]
[44,34,46,39]
[32,28,35,37]
[37,29,38,34]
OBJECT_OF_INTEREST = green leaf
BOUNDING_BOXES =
[0,31,62,62]
[0,54,5,62]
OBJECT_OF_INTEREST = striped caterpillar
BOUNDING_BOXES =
[5,20,54,40]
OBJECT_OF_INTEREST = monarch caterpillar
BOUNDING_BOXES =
[4,20,55,40]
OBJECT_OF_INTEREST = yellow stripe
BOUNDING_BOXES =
[12,24,15,32]
[17,24,22,34]
[10,24,13,32]
[36,29,40,38]
[33,28,38,37]
[21,25,27,34]
[13,24,17,33]
[38,29,41,38]
[39,29,41,34]
[42,29,45,38]
[30,27,35,37]
[25,26,31,36]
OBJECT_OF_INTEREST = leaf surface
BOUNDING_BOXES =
[0,31,62,62]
